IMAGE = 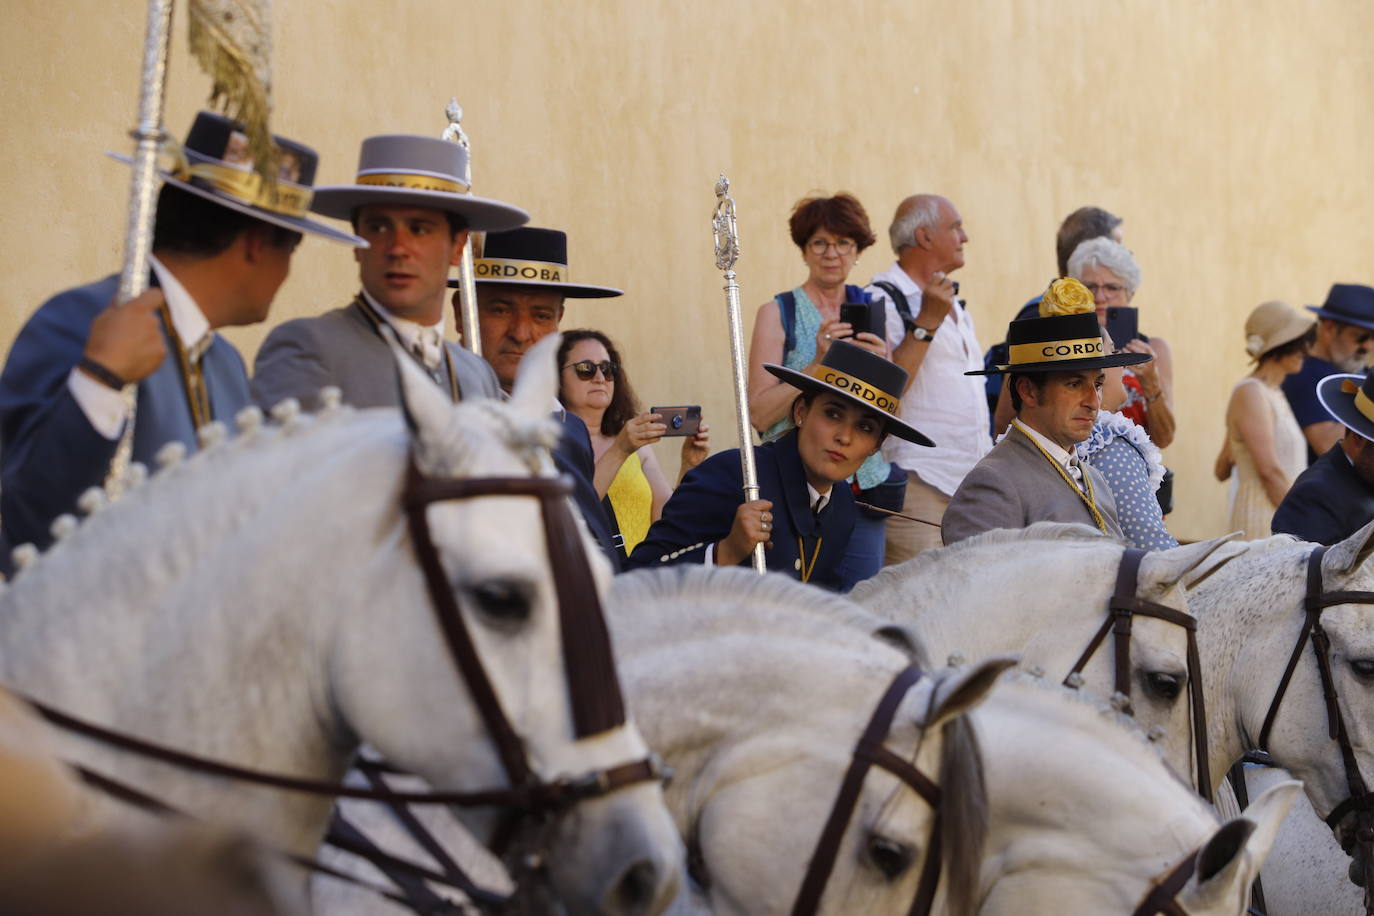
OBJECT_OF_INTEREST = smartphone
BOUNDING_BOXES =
[650,405,701,437]
[1104,306,1139,350]
[839,302,875,339]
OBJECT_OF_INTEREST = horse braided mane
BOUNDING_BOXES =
[848,521,1111,604]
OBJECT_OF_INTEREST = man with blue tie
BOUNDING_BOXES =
[0,112,362,555]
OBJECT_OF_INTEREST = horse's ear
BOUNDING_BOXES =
[1324,518,1374,577]
[1180,780,1298,909]
[1141,534,1243,592]
[509,333,563,423]
[925,655,1018,731]
[381,324,453,436]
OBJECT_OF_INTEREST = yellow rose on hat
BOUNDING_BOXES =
[1040,278,1096,317]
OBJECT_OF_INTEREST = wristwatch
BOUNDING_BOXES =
[909,323,937,342]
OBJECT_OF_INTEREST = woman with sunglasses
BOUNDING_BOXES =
[556,329,710,558]
[629,342,931,592]
[744,193,900,589]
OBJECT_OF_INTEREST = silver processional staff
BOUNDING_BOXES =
[713,175,766,574]
[442,98,482,357]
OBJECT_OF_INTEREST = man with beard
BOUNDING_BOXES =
[1282,284,1374,464]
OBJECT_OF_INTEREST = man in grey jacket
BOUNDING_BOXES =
[252,134,528,411]
[943,282,1149,545]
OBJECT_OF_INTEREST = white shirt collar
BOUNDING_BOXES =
[1012,418,1082,481]
[360,288,445,352]
[806,482,832,514]
[149,256,211,357]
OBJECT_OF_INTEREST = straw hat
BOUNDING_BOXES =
[1244,300,1315,358]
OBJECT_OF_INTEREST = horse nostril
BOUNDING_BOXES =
[605,858,661,916]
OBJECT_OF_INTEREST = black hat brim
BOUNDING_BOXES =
[106,152,366,247]
[1306,306,1374,334]
[763,363,935,446]
[447,276,623,298]
[966,351,1152,376]
[1317,373,1374,442]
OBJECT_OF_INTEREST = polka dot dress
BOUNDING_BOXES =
[1086,438,1177,550]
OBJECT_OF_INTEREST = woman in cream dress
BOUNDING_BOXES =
[1217,301,1315,538]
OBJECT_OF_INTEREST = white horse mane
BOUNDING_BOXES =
[6,389,559,578]
[610,566,923,663]
[849,521,1113,604]
[998,668,1172,761]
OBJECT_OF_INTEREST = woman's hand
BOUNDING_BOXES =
[717,498,774,566]
[679,421,711,476]
[614,412,667,458]
[1122,339,1162,396]
[814,318,851,361]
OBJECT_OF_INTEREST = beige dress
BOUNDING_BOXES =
[1228,377,1306,538]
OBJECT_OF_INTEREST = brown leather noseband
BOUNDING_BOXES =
[1256,545,1374,915]
[1063,547,1213,802]
[791,665,943,916]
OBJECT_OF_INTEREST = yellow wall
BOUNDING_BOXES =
[3,1,1372,540]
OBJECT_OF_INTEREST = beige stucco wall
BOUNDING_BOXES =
[3,1,1372,541]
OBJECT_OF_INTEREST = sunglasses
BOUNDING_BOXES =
[564,359,618,381]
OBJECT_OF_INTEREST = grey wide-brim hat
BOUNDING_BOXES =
[310,134,528,232]
[1317,372,1374,442]
[108,110,366,247]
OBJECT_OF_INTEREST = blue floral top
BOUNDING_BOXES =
[763,286,890,490]
[1077,411,1177,550]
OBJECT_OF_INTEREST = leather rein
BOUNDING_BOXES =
[21,461,665,912]
[791,665,944,916]
[1063,547,1213,803]
[1254,544,1374,916]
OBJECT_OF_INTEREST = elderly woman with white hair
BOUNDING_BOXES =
[1065,238,1176,448]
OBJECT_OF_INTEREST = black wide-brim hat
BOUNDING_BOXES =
[449,227,623,298]
[109,111,366,246]
[1317,372,1374,442]
[311,134,529,233]
[968,312,1151,375]
[1307,284,1374,333]
[765,340,934,446]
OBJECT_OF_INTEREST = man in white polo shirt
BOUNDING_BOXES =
[865,193,989,563]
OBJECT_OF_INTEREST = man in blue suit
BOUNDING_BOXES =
[0,112,362,555]
[1272,371,1374,544]
[455,227,625,570]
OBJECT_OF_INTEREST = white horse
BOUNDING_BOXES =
[0,335,681,915]
[1188,522,1374,914]
[851,524,1234,792]
[611,566,1295,915]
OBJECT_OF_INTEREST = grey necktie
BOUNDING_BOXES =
[414,326,443,371]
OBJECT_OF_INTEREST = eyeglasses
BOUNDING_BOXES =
[806,238,858,256]
[1083,282,1127,296]
[564,360,618,381]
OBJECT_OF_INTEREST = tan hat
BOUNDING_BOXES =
[1244,300,1315,358]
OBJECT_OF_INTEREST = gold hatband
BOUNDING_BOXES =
[176,161,313,218]
[356,172,470,194]
[1350,381,1374,424]
[808,367,900,416]
[474,258,569,284]
[1008,336,1106,365]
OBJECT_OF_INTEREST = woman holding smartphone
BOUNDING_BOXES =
[557,329,710,558]
[629,342,931,592]
[744,193,898,588]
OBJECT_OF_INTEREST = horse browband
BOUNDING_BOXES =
[1063,547,1213,802]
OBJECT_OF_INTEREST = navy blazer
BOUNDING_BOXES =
[0,274,251,552]
[627,430,856,591]
[553,410,621,572]
[1272,443,1374,545]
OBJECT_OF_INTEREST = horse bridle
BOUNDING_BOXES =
[791,665,944,916]
[1255,544,1374,916]
[23,461,666,911]
[1063,547,1214,803]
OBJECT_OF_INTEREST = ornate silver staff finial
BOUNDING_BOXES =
[713,174,740,272]
[442,97,469,149]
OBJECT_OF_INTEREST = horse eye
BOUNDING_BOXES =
[866,835,913,880]
[1350,659,1374,680]
[1145,671,1184,700]
[466,579,533,623]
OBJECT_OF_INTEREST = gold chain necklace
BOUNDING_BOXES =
[1014,423,1109,534]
